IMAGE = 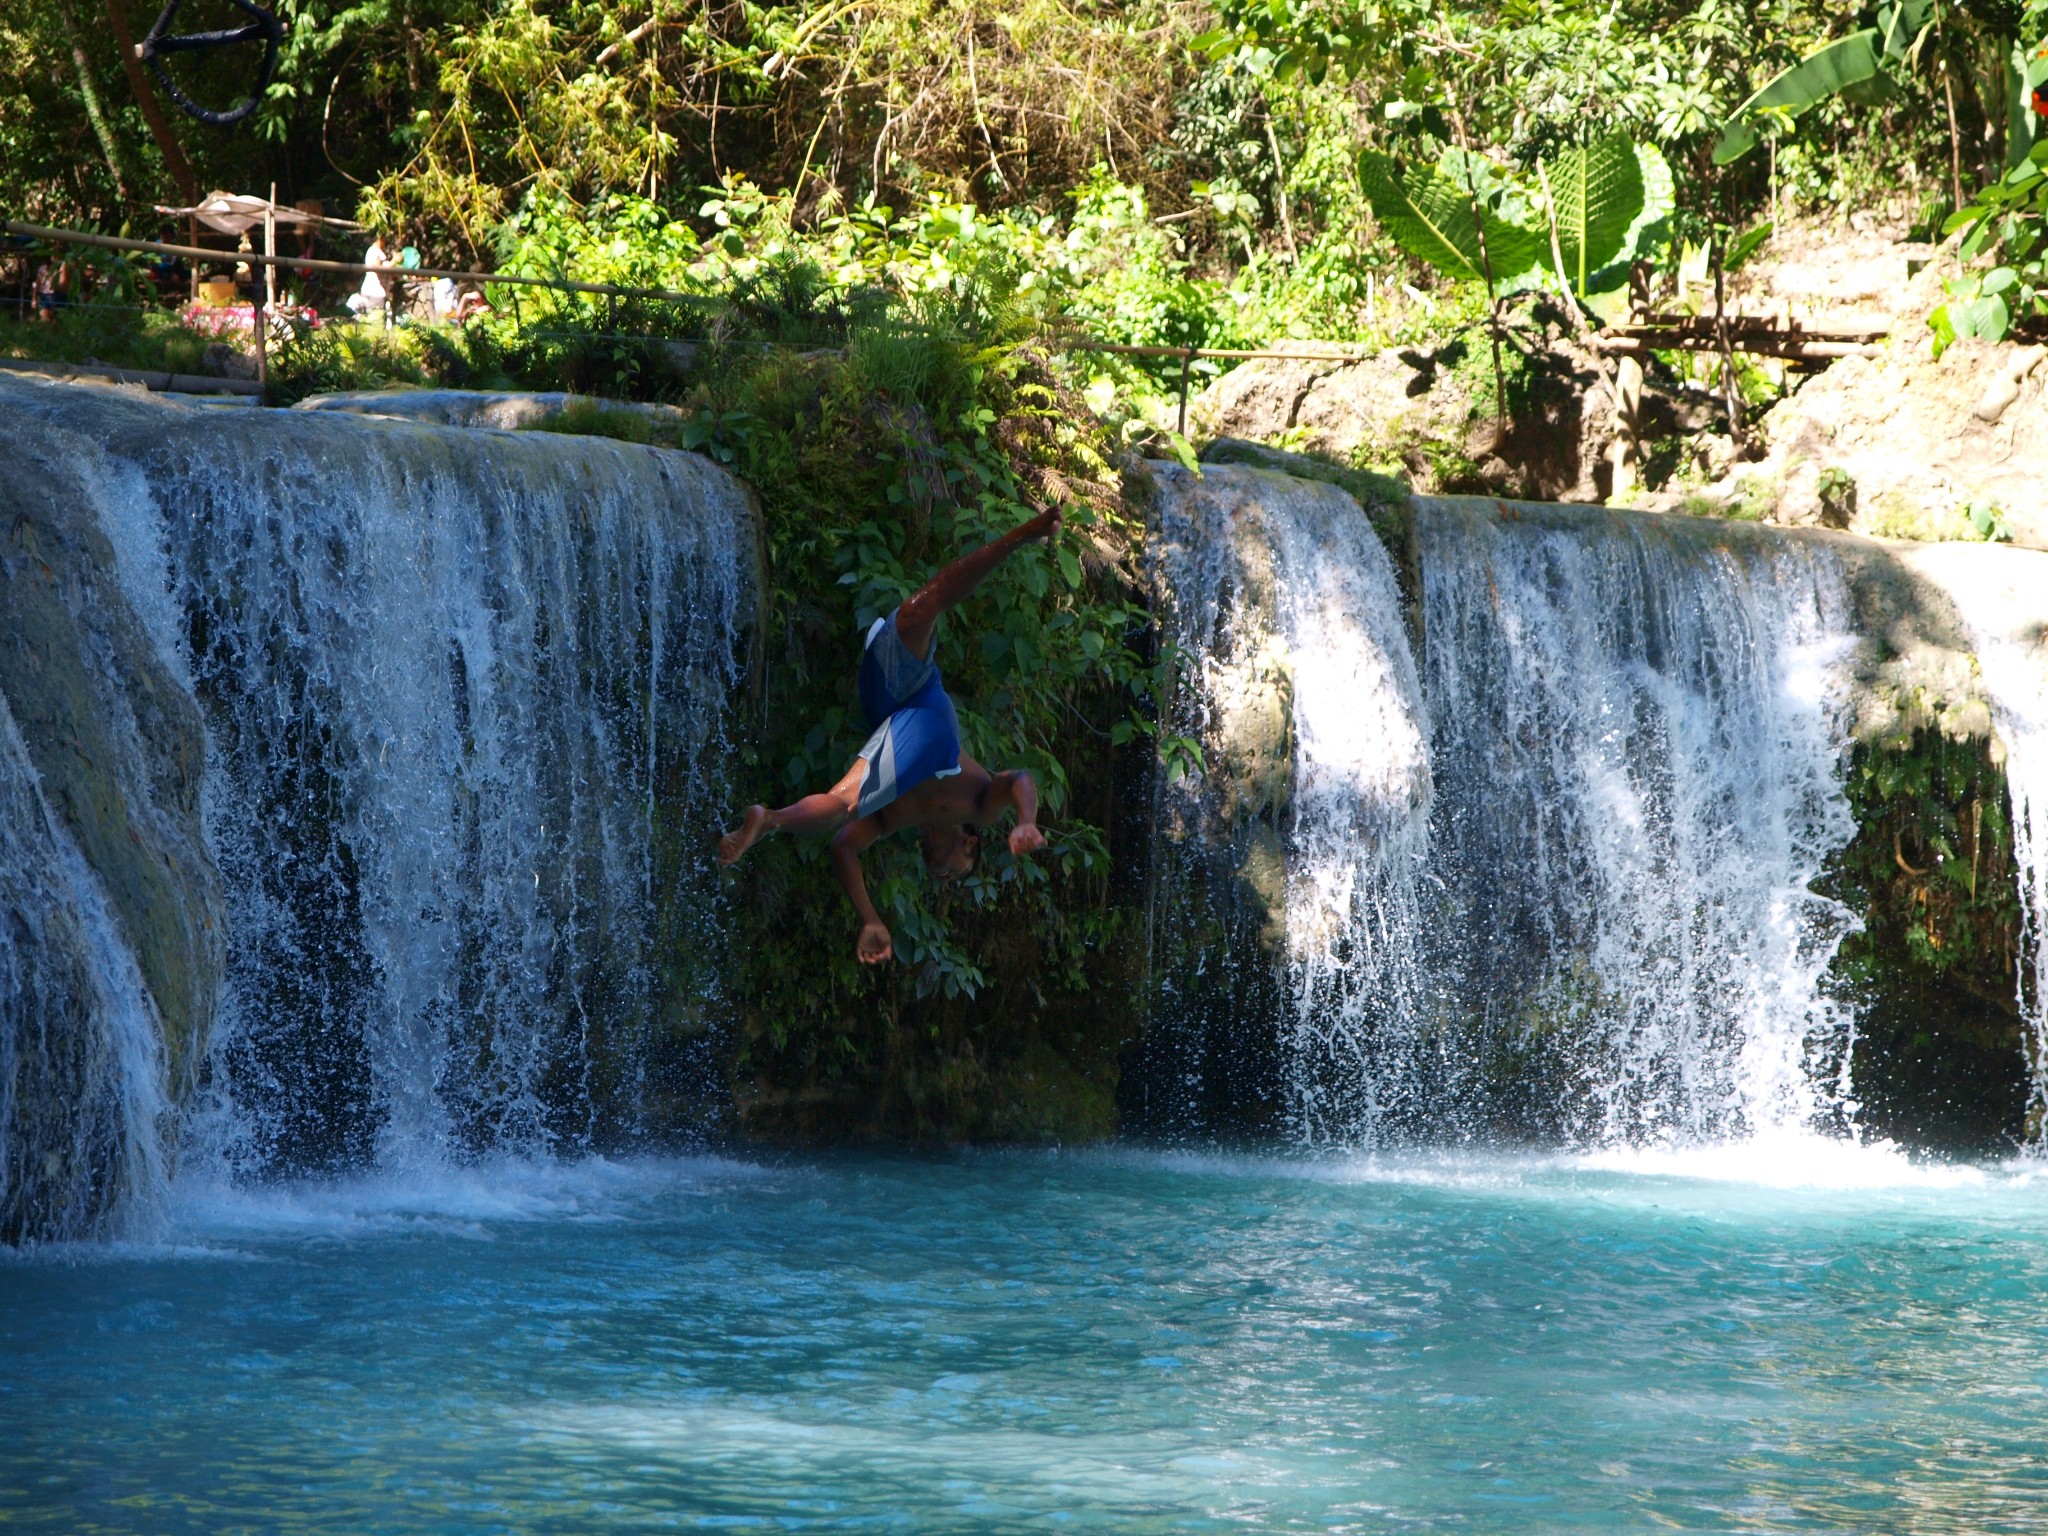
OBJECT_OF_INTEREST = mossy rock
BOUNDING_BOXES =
[1,398,224,1099]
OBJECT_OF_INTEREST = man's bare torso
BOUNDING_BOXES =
[870,755,996,834]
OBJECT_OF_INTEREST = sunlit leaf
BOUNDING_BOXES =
[1356,149,1542,287]
[1545,134,1644,295]
[1713,30,1883,165]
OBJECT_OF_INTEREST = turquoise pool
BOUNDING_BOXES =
[5,1143,2047,1533]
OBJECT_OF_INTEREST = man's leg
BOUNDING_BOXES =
[894,507,1061,658]
[717,758,868,865]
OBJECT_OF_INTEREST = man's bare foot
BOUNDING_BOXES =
[717,805,770,866]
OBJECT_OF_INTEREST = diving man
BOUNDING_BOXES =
[716,507,1063,964]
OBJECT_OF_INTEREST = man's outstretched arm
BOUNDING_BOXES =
[986,768,1043,855]
[828,815,894,964]
[895,507,1062,659]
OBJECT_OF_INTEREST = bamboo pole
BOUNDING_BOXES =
[9,219,1889,373]
[2,221,720,308]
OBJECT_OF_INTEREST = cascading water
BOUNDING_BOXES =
[1418,499,1862,1145]
[1145,462,1866,1148]
[1145,463,1434,1140]
[0,695,171,1241]
[1983,672,2048,1137]
[0,378,753,1235]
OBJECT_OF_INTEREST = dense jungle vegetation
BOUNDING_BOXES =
[4,0,2044,1139]
[7,0,2046,368]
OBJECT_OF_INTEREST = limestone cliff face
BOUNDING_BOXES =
[1,402,225,1093]
[1737,339,2048,552]
[0,395,226,1235]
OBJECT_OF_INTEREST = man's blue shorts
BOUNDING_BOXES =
[854,610,962,819]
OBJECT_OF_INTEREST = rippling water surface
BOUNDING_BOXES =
[5,1144,2048,1534]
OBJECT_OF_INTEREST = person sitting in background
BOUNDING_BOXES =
[345,235,389,318]
[147,252,185,300]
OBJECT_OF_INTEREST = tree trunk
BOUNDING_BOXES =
[1944,60,1964,213]
[1609,354,1643,502]
[56,0,131,206]
[1713,240,1746,454]
[100,0,199,205]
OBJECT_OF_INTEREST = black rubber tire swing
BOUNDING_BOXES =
[138,0,285,127]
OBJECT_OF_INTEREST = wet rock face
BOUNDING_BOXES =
[1195,532,1296,837]
[0,396,227,1238]
[0,709,148,1241]
[0,407,225,1098]
[1139,462,1297,867]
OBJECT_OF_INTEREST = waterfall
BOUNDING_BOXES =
[0,378,753,1230]
[1418,499,1861,1145]
[0,696,171,1241]
[1145,463,1434,1140]
[1145,464,1865,1148]
[1987,675,2048,1139]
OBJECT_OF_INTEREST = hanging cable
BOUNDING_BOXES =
[137,0,284,127]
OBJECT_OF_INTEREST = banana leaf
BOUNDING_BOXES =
[1879,0,1933,62]
[1713,30,1883,165]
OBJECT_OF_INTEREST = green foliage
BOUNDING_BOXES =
[1825,723,2030,1153]
[1360,131,1673,320]
[0,302,210,375]
[1713,29,1885,165]
[662,258,1158,1135]
[1356,147,1542,286]
[520,398,664,444]
[1816,464,1857,518]
[1189,0,1424,87]
[1828,729,2023,983]
[1546,134,1646,294]
[1935,134,2048,350]
[266,313,514,403]
[1962,498,2016,541]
